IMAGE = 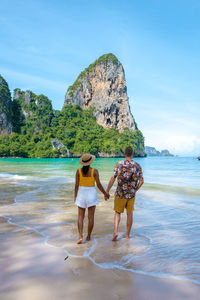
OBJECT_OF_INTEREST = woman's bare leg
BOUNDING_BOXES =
[86,206,96,241]
[112,211,121,241]
[77,207,85,244]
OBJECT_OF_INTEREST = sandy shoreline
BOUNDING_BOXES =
[0,218,199,300]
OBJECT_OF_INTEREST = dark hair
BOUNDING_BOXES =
[82,165,90,176]
[124,146,133,157]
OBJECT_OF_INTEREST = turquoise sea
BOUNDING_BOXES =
[0,156,200,284]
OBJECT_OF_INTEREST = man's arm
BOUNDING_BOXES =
[106,162,118,194]
[74,170,79,202]
[135,177,144,192]
[106,176,116,193]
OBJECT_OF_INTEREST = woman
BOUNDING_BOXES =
[74,153,109,244]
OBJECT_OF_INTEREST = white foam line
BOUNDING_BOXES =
[0,214,74,260]
[0,212,85,261]
[83,238,98,257]
[0,214,48,241]
[0,173,27,180]
[87,256,200,286]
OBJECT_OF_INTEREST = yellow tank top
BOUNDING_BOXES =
[79,168,95,187]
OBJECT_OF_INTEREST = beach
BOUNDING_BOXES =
[0,157,200,299]
[1,217,200,300]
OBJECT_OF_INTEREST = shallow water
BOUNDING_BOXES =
[0,157,200,284]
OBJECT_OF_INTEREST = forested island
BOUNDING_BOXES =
[0,54,145,158]
[145,146,173,157]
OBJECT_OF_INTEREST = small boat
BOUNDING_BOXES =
[198,157,200,160]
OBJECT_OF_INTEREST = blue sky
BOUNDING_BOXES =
[1,0,200,155]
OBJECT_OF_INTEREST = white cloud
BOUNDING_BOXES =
[132,96,200,156]
[164,135,200,155]
[0,67,67,92]
[145,131,200,156]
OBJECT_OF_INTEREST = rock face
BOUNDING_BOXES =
[97,151,124,158]
[145,146,173,156]
[0,75,12,135]
[145,146,160,156]
[160,149,173,156]
[64,54,136,133]
[13,89,34,119]
[13,89,53,130]
[51,139,72,157]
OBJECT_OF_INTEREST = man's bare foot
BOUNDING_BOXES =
[77,238,83,244]
[125,234,130,239]
[86,236,90,241]
[112,234,118,241]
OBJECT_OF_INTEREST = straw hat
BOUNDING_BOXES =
[79,153,95,166]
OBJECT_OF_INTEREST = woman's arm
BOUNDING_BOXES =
[74,170,80,202]
[94,169,109,199]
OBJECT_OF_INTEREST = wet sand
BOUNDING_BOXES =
[0,218,199,300]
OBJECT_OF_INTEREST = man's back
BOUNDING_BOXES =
[114,159,143,199]
[106,146,144,241]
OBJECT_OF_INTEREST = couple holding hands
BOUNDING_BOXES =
[74,146,144,244]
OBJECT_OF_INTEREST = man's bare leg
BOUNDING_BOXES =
[112,211,121,241]
[77,207,85,244]
[125,212,133,239]
[86,205,96,241]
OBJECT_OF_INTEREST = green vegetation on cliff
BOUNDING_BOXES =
[67,53,120,98]
[12,89,53,133]
[55,104,144,156]
[0,94,145,157]
[0,75,12,118]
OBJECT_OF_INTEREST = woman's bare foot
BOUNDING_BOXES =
[112,233,118,241]
[86,236,90,241]
[77,237,83,244]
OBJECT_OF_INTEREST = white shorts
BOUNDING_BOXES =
[75,186,98,208]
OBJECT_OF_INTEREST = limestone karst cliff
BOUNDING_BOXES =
[12,88,53,132]
[64,53,136,133]
[0,55,145,157]
[0,75,12,135]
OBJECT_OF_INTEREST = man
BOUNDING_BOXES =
[106,146,144,241]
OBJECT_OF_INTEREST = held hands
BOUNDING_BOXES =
[104,191,110,201]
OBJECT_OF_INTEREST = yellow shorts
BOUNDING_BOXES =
[114,196,135,213]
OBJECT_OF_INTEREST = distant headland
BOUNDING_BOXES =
[145,146,174,157]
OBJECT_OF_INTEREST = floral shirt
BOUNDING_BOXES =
[113,159,143,199]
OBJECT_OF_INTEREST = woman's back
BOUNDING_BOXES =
[74,152,108,244]
[79,168,95,187]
